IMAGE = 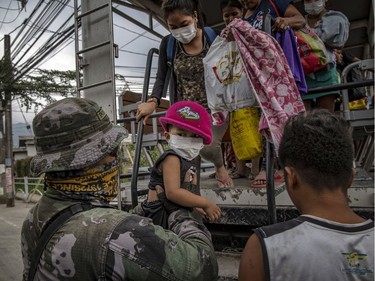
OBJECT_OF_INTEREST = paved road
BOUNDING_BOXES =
[0,200,33,281]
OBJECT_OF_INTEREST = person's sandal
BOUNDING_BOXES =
[274,170,285,183]
[251,170,266,188]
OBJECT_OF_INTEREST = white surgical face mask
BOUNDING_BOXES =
[304,0,325,16]
[168,135,204,161]
[170,23,197,44]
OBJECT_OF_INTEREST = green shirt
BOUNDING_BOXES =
[21,189,218,280]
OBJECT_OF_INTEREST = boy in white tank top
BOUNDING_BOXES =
[239,109,374,281]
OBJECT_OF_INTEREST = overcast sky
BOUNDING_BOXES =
[0,0,169,125]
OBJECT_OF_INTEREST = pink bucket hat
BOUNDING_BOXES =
[160,101,212,145]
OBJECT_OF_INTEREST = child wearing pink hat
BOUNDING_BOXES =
[138,101,221,228]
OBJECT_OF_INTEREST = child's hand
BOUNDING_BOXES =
[203,200,221,222]
[195,207,207,218]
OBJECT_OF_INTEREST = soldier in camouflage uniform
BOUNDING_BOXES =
[21,97,218,281]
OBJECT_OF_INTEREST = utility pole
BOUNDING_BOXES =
[4,35,15,207]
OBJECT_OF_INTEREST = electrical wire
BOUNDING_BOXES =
[0,20,24,43]
[16,98,32,134]
[114,23,160,44]
[15,17,73,69]
[39,36,74,66]
[0,10,22,24]
[0,6,19,11]
[16,16,75,69]
[4,0,157,96]
[0,1,76,83]
[26,21,64,35]
[12,24,75,83]
[11,0,44,48]
[55,0,74,9]
[12,0,70,63]
[12,0,68,60]
[118,49,147,56]
[0,0,13,31]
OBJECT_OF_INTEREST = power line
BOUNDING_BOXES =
[12,23,76,83]
[11,0,44,48]
[18,19,75,69]
[39,37,74,66]
[113,23,160,45]
[0,6,19,11]
[0,20,24,43]
[16,99,32,134]
[8,21,24,35]
[0,11,22,25]
[12,0,70,63]
[55,0,74,9]
[0,0,12,31]
[0,2,76,82]
[118,49,147,56]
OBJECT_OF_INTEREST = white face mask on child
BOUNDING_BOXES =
[304,0,325,16]
[168,135,204,161]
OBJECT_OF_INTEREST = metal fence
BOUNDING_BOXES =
[14,177,44,203]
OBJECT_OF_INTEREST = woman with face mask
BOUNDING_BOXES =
[302,0,350,112]
[136,0,234,188]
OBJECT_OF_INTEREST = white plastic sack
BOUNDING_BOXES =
[203,36,257,112]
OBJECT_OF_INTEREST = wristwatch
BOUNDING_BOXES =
[147,97,159,106]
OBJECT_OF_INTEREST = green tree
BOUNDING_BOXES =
[14,68,77,110]
[15,157,32,177]
[0,59,76,114]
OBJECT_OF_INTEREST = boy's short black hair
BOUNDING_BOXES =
[279,110,354,190]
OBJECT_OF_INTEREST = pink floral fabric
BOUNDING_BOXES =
[223,18,305,154]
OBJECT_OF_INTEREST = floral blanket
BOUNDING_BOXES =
[224,18,305,154]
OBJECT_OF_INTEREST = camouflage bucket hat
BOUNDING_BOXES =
[30,97,128,176]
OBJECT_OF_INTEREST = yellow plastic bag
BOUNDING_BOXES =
[230,107,263,160]
[349,98,367,110]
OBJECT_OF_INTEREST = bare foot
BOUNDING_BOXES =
[216,166,234,188]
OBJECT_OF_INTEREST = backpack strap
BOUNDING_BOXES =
[268,0,281,17]
[203,26,217,44]
[27,203,105,281]
[166,34,175,64]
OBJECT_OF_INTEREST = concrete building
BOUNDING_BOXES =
[13,136,36,161]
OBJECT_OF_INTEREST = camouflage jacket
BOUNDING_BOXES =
[21,189,218,280]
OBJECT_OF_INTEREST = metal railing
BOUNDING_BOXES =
[14,176,44,195]
[14,176,44,203]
